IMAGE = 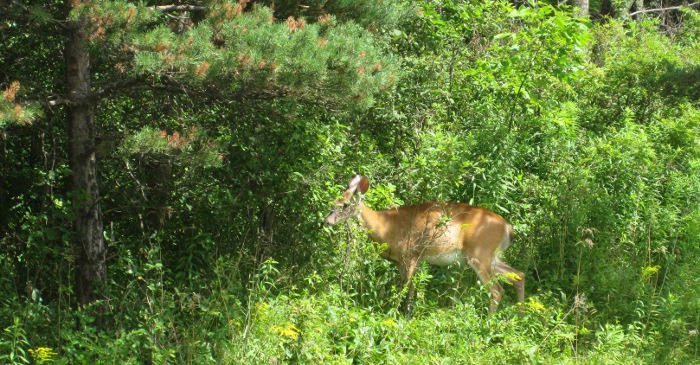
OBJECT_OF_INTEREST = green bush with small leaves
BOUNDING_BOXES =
[2,0,700,363]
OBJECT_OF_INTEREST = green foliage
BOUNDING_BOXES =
[16,264,659,364]
[0,318,31,364]
[3,0,700,363]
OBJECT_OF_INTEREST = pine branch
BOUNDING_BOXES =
[629,2,700,16]
[10,0,68,30]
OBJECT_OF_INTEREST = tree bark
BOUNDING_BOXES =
[618,0,643,18]
[65,9,107,322]
[571,0,589,17]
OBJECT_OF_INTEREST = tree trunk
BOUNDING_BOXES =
[618,0,643,18]
[571,0,589,17]
[65,11,107,322]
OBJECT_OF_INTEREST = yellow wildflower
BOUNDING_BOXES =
[498,272,522,284]
[526,297,546,312]
[29,347,58,363]
[272,322,300,340]
[255,302,269,313]
[381,319,397,328]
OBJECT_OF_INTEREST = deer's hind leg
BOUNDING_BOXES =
[493,258,525,304]
[469,257,504,313]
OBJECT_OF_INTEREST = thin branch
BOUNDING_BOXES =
[92,78,145,100]
[148,4,206,12]
[47,97,72,107]
[629,2,700,16]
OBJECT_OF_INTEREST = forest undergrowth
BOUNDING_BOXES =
[2,0,700,363]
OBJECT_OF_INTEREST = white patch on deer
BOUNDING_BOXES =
[424,250,468,267]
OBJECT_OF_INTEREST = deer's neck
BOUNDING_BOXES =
[358,202,389,244]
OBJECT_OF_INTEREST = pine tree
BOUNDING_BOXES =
[1,0,399,326]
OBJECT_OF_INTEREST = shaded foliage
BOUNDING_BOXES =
[2,0,700,363]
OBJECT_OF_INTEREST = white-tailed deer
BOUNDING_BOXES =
[325,175,525,313]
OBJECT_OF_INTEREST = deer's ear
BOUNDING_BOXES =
[357,176,370,194]
[347,175,362,191]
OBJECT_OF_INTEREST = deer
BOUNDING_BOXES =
[324,175,525,313]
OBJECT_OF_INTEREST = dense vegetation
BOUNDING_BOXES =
[2,0,700,363]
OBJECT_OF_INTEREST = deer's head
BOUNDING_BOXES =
[324,175,369,225]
